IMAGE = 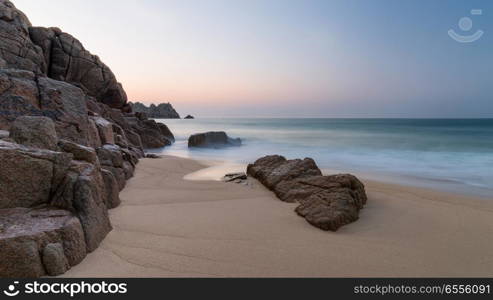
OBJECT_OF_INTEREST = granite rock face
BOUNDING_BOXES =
[130,102,180,119]
[188,131,242,148]
[58,139,97,164]
[0,69,91,146]
[92,116,115,145]
[68,161,113,252]
[132,119,174,148]
[0,208,86,278]
[246,155,321,190]
[0,0,175,277]
[0,138,112,253]
[0,140,72,209]
[294,174,367,231]
[0,0,45,74]
[247,155,367,231]
[100,168,121,209]
[9,116,59,150]
[42,243,70,276]
[0,0,127,109]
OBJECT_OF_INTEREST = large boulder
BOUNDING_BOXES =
[97,105,172,149]
[0,208,86,277]
[96,144,134,191]
[28,26,128,109]
[188,131,241,148]
[0,69,91,146]
[0,140,72,209]
[0,69,44,130]
[42,243,70,276]
[294,174,367,231]
[102,166,126,191]
[37,76,91,145]
[0,0,127,109]
[125,129,144,150]
[97,144,123,168]
[9,116,58,150]
[50,161,112,252]
[100,168,120,209]
[87,117,102,149]
[157,123,175,143]
[247,155,367,231]
[58,139,97,163]
[0,0,45,74]
[0,140,114,251]
[91,116,115,145]
[246,155,321,190]
[131,119,173,148]
[72,167,112,252]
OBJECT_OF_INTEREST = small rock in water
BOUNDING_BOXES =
[188,131,241,148]
[146,153,162,159]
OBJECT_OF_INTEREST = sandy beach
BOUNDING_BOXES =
[64,155,493,278]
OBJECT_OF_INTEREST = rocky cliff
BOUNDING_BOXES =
[130,102,181,119]
[0,0,174,277]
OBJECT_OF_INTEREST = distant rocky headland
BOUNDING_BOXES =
[130,102,181,119]
[0,0,174,277]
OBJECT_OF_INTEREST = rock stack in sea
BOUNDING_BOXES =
[0,0,174,277]
[130,102,181,119]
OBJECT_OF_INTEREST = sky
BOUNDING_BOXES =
[14,0,493,118]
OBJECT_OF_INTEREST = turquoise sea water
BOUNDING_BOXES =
[154,118,493,197]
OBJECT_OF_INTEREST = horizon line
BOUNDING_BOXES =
[158,116,493,120]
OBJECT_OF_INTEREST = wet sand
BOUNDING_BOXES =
[64,155,493,277]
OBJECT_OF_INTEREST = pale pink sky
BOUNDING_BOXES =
[13,0,493,118]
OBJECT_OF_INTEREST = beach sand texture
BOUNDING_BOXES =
[64,156,493,277]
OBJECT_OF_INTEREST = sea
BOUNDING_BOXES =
[153,118,493,197]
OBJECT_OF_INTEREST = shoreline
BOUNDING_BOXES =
[156,117,493,198]
[64,155,493,277]
[177,155,493,199]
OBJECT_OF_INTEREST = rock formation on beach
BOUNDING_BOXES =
[130,102,180,119]
[0,0,174,277]
[247,155,367,231]
[0,1,128,110]
[184,115,194,119]
[188,131,241,148]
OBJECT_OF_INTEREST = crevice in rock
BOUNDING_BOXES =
[33,74,42,109]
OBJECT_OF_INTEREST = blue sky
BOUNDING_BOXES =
[14,0,493,117]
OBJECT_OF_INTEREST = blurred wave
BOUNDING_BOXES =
[154,118,493,197]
